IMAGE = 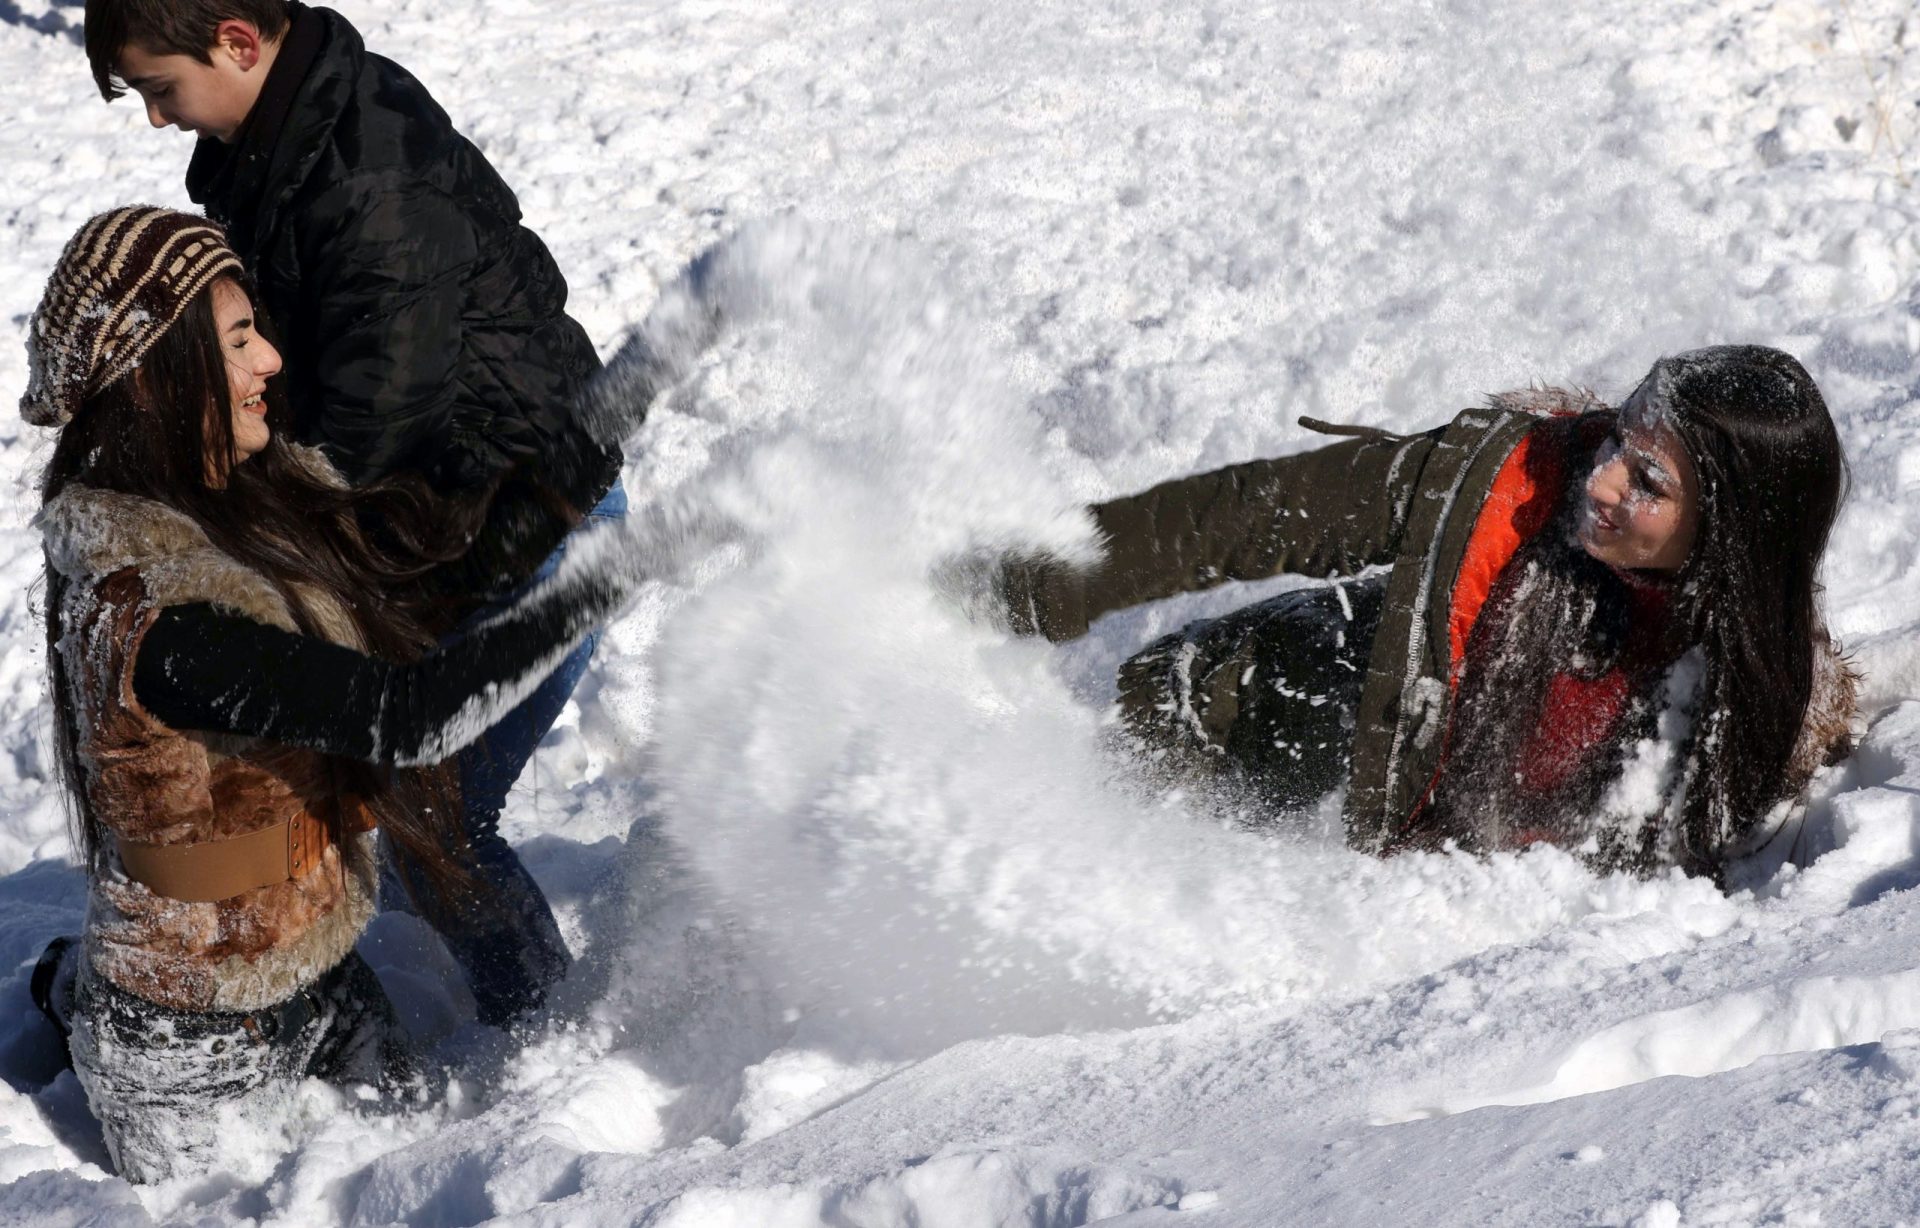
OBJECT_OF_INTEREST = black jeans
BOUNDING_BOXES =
[1115,575,1386,814]
[66,951,422,1184]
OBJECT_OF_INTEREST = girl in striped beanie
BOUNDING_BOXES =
[23,207,647,1182]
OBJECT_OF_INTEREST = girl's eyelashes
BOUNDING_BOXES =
[1628,459,1674,500]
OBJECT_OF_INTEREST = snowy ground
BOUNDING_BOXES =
[2,0,1920,1223]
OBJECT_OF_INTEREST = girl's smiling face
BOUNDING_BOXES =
[211,278,280,465]
[1578,389,1701,573]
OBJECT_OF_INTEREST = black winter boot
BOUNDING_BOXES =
[30,935,78,1064]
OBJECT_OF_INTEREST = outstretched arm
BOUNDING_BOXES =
[576,246,727,451]
[1002,424,1443,641]
[131,535,636,767]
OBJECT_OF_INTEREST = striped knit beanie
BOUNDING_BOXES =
[20,206,244,427]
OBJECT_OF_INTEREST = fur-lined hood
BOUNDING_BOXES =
[1484,384,1611,418]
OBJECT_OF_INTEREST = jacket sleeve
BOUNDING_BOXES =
[131,541,631,768]
[297,171,500,488]
[1003,425,1443,641]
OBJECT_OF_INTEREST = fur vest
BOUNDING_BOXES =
[41,468,377,1013]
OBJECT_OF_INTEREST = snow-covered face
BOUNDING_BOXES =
[210,278,280,467]
[116,22,273,144]
[1578,387,1700,573]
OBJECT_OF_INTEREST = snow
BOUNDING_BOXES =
[2,0,1920,1223]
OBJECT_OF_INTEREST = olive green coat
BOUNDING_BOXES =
[1006,390,1859,873]
[1005,403,1548,850]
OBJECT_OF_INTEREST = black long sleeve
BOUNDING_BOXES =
[131,559,625,767]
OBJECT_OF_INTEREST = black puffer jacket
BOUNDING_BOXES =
[187,3,620,581]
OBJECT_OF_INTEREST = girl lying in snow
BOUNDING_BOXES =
[21,208,642,1183]
[1000,346,1857,881]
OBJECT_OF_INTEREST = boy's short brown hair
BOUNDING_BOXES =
[84,0,290,101]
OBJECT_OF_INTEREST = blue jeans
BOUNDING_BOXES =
[386,482,627,1028]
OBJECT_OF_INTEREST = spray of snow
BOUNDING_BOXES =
[607,220,1741,1056]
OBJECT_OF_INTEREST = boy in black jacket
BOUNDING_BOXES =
[84,0,628,1028]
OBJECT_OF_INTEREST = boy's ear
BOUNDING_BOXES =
[211,19,269,71]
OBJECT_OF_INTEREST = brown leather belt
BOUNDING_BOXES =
[116,812,332,903]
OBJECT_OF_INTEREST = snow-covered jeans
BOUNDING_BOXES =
[1115,574,1385,816]
[68,951,419,1184]
[384,481,629,1028]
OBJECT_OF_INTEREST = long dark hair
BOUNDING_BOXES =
[1661,345,1846,861]
[1421,346,1845,877]
[42,277,484,899]
[1416,414,1649,859]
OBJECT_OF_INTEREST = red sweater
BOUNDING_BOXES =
[1510,578,1673,798]
[1425,423,1678,846]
